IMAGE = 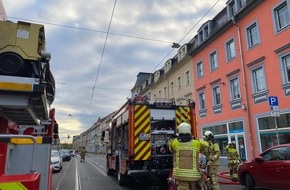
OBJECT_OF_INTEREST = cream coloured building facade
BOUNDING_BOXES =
[135,40,196,106]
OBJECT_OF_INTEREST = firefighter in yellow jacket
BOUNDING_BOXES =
[225,141,241,182]
[200,131,221,190]
[168,122,202,190]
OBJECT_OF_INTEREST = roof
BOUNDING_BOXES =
[133,72,152,88]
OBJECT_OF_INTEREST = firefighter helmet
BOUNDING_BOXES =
[204,130,214,141]
[177,122,191,134]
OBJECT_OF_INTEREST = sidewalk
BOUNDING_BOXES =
[217,165,240,185]
[218,165,229,173]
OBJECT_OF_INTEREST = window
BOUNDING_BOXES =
[237,0,246,9]
[197,61,204,78]
[226,39,236,61]
[202,121,246,158]
[199,30,204,44]
[177,76,181,90]
[258,113,290,151]
[178,46,187,61]
[204,25,209,39]
[210,51,218,71]
[252,66,266,93]
[246,22,260,48]
[228,1,236,17]
[230,77,241,100]
[282,54,290,83]
[170,81,174,94]
[198,92,206,110]
[164,87,167,98]
[227,0,247,18]
[185,70,190,85]
[158,90,161,98]
[274,2,290,31]
[279,52,290,96]
[165,60,172,73]
[213,85,221,106]
[154,71,160,82]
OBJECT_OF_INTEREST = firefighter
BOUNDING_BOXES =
[225,141,241,182]
[200,131,220,190]
[80,146,87,162]
[168,122,202,190]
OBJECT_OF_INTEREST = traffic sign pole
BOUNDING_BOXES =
[268,96,280,145]
[274,117,280,145]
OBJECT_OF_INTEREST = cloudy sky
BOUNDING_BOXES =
[2,0,227,143]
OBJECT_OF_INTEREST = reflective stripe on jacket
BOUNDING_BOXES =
[202,141,221,166]
[226,146,240,163]
[170,138,201,181]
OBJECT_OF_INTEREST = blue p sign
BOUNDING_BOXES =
[268,96,278,106]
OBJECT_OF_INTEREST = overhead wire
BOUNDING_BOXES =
[6,0,223,120]
[150,0,221,72]
[7,16,173,44]
[7,0,221,94]
[57,82,130,90]
[88,0,118,112]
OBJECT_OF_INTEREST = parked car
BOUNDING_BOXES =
[51,150,63,172]
[238,143,290,190]
[59,149,71,161]
[69,149,77,157]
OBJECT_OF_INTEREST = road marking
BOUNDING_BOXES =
[75,158,81,190]
[95,162,104,169]
[56,158,73,190]
[87,157,107,176]
[87,155,122,188]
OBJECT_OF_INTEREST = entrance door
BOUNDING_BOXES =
[230,134,246,161]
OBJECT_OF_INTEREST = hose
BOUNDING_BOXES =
[217,172,240,185]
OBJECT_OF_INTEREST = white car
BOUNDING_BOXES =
[69,150,77,157]
[51,150,63,172]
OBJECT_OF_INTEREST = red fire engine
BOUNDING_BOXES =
[106,96,197,185]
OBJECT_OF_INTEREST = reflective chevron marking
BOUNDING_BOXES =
[133,105,151,160]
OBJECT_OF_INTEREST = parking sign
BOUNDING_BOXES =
[268,96,280,117]
[268,96,279,106]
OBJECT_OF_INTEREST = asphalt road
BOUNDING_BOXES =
[52,154,247,190]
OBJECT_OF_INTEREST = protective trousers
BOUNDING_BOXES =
[207,165,219,190]
[81,153,85,161]
[228,160,238,181]
[176,180,201,190]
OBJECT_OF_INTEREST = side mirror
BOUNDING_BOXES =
[254,156,264,162]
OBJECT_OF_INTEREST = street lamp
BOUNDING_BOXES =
[171,42,181,48]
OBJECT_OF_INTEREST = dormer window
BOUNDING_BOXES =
[165,59,172,73]
[227,0,247,18]
[197,21,213,44]
[204,25,209,39]
[198,30,204,44]
[147,76,152,85]
[228,1,236,17]
[154,71,160,82]
[178,45,187,62]
[237,0,246,9]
